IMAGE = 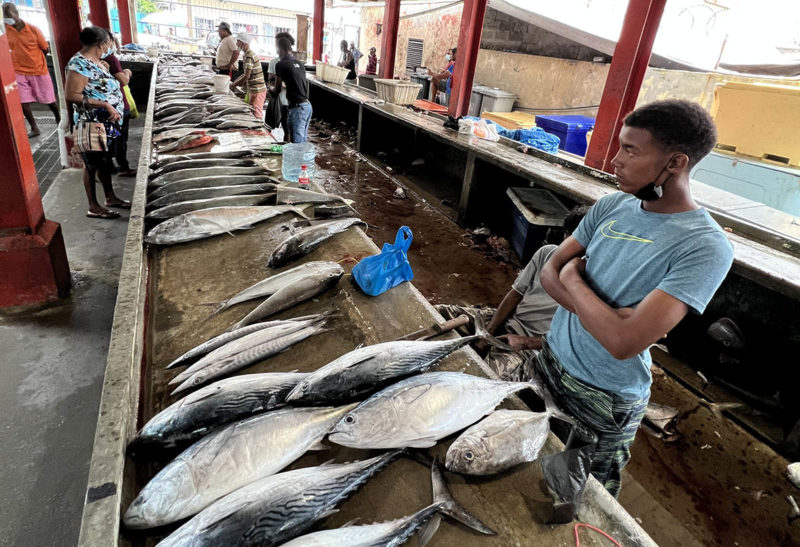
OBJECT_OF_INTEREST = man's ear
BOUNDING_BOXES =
[668,153,690,172]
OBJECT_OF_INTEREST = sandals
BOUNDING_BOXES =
[86,210,120,219]
[106,200,132,209]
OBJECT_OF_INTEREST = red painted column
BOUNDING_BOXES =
[0,34,70,307]
[584,0,667,172]
[45,0,83,88]
[448,0,488,118]
[379,0,400,79]
[312,0,324,62]
[88,0,111,30]
[117,0,133,44]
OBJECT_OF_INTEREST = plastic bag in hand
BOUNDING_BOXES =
[352,226,414,296]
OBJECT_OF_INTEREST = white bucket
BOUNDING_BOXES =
[213,74,230,94]
[146,46,159,57]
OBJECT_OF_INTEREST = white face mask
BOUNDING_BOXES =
[4,17,16,25]
[445,54,451,61]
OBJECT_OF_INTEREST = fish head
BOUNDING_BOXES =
[123,463,196,528]
[445,434,493,475]
[327,406,383,448]
[284,379,313,403]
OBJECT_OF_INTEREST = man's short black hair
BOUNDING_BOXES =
[451,47,457,56]
[276,36,292,54]
[275,31,295,46]
[564,205,590,235]
[624,99,717,168]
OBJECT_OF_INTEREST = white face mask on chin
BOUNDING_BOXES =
[4,17,16,25]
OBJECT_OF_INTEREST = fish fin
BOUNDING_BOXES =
[418,514,442,547]
[431,459,496,535]
[541,382,575,426]
[199,300,230,316]
[406,448,435,467]
[291,204,316,220]
[307,440,330,451]
[472,315,514,352]
[340,518,360,528]
[406,436,439,448]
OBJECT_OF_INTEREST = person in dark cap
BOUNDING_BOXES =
[214,21,239,77]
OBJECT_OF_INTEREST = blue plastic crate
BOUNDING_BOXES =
[535,115,596,157]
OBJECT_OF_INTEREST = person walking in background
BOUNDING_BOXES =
[65,27,129,219]
[365,46,377,75]
[349,41,362,70]
[103,32,136,177]
[337,39,356,82]
[230,32,267,119]
[214,22,239,78]
[3,2,60,137]
[273,37,311,143]
[267,31,293,141]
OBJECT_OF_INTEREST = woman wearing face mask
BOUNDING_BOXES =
[65,27,129,219]
[428,47,455,103]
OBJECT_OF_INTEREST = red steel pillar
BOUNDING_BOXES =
[88,0,111,30]
[448,0,488,118]
[117,0,133,44]
[584,0,667,172]
[0,35,70,307]
[45,0,83,88]
[378,0,400,79]
[312,0,324,61]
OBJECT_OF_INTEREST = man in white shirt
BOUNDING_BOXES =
[214,22,239,77]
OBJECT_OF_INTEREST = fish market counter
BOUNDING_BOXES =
[78,63,656,546]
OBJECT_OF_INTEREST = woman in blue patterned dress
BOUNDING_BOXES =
[65,27,130,219]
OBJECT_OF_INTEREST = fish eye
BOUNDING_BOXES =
[464,450,474,461]
[344,415,356,425]
[300,383,308,391]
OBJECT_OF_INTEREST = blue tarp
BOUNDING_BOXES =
[464,116,561,155]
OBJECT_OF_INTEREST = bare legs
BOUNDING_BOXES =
[21,103,39,137]
[82,155,129,218]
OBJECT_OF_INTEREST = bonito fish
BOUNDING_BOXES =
[210,260,343,315]
[285,323,511,405]
[329,372,539,449]
[156,134,215,153]
[132,372,309,448]
[149,166,274,187]
[166,316,321,369]
[230,264,344,330]
[148,175,278,198]
[147,195,275,220]
[144,205,312,246]
[281,461,495,547]
[268,217,365,268]
[156,451,400,546]
[276,186,354,207]
[151,127,209,144]
[149,148,278,170]
[124,405,354,529]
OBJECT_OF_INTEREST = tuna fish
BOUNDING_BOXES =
[155,134,215,153]
[229,264,344,330]
[276,186,354,207]
[209,261,344,315]
[268,217,366,268]
[445,406,572,476]
[148,158,267,179]
[148,166,275,187]
[147,184,276,209]
[151,128,209,144]
[285,324,511,405]
[123,405,355,529]
[132,372,308,449]
[149,148,278,170]
[170,320,328,395]
[280,461,495,547]
[147,195,276,220]
[156,451,401,546]
[328,372,539,449]
[144,205,312,246]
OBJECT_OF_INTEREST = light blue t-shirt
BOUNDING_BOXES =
[547,192,734,400]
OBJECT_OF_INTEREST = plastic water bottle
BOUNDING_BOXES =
[281,142,316,182]
[298,164,310,190]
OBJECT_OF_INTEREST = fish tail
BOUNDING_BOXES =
[199,300,229,316]
[541,383,576,426]
[430,458,496,536]
[472,315,514,352]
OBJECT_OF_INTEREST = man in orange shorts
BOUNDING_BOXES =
[3,2,60,137]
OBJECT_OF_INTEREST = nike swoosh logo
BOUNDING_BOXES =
[600,220,653,243]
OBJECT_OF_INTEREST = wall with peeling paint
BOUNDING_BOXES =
[359,3,462,77]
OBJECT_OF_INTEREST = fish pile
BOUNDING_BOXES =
[126,57,577,546]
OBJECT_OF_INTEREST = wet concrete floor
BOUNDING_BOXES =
[305,120,800,546]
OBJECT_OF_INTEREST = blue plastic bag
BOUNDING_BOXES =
[352,226,414,296]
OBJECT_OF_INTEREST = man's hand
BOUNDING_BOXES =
[560,256,587,283]
[497,334,543,351]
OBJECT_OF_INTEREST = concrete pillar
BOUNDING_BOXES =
[449,0,488,118]
[584,0,667,172]
[117,0,133,43]
[296,14,309,57]
[312,0,324,61]
[88,0,111,30]
[379,0,401,79]
[0,35,70,307]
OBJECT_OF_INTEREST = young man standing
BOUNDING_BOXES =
[539,100,734,497]
[214,22,239,77]
[230,32,267,120]
[273,37,311,143]
[3,2,60,137]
